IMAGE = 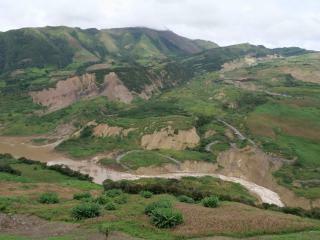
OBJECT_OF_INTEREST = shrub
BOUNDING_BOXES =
[150,207,183,228]
[38,192,59,204]
[0,164,21,176]
[104,189,123,198]
[144,199,172,216]
[73,192,92,200]
[47,164,92,181]
[95,195,111,205]
[140,190,153,198]
[105,202,116,211]
[71,203,101,220]
[177,195,195,204]
[202,196,219,208]
[114,195,127,204]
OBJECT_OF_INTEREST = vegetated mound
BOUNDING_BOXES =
[141,126,200,150]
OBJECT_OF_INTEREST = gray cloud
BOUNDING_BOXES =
[0,0,319,50]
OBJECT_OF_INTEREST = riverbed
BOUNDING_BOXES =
[0,136,284,207]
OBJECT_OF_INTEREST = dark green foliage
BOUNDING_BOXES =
[73,192,92,200]
[0,28,74,72]
[80,126,93,138]
[95,195,111,205]
[149,207,183,228]
[114,194,128,204]
[201,196,220,208]
[104,189,123,198]
[144,199,172,216]
[16,157,93,181]
[46,164,93,181]
[118,99,188,118]
[237,92,268,111]
[140,190,153,198]
[38,192,59,204]
[103,177,255,205]
[177,195,195,204]
[71,202,101,220]
[105,202,117,211]
[0,164,21,176]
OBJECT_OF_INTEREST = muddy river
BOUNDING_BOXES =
[0,136,284,207]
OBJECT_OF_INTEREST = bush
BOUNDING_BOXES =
[38,192,59,204]
[202,196,219,208]
[140,190,153,198]
[73,192,92,200]
[144,199,172,216]
[150,207,183,228]
[114,195,127,204]
[105,202,116,211]
[104,189,123,198]
[177,195,195,204]
[95,195,111,205]
[47,164,92,181]
[71,203,101,220]
[0,164,21,176]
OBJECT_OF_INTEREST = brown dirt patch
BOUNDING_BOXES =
[0,213,78,238]
[173,202,316,237]
[0,182,101,199]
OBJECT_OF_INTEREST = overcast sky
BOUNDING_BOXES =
[1,0,320,50]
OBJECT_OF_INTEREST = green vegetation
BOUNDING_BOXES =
[202,196,220,208]
[0,26,320,239]
[103,176,257,205]
[144,199,173,216]
[177,195,195,204]
[140,190,153,198]
[73,192,92,200]
[120,151,172,169]
[38,192,60,204]
[0,155,320,239]
[71,202,101,220]
[104,202,117,211]
[149,207,183,228]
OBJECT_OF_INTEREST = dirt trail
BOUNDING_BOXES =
[217,119,255,145]
[205,140,219,152]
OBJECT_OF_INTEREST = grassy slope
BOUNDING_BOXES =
[1,156,319,240]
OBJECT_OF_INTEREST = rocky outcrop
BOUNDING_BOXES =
[30,72,133,111]
[93,123,135,137]
[141,126,200,150]
[30,73,98,111]
[100,72,133,103]
[138,79,163,100]
[204,129,216,139]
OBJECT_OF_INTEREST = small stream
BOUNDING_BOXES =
[0,136,284,207]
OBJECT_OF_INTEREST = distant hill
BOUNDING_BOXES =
[0,26,219,72]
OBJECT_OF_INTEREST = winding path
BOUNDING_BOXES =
[217,119,255,145]
[205,140,219,152]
